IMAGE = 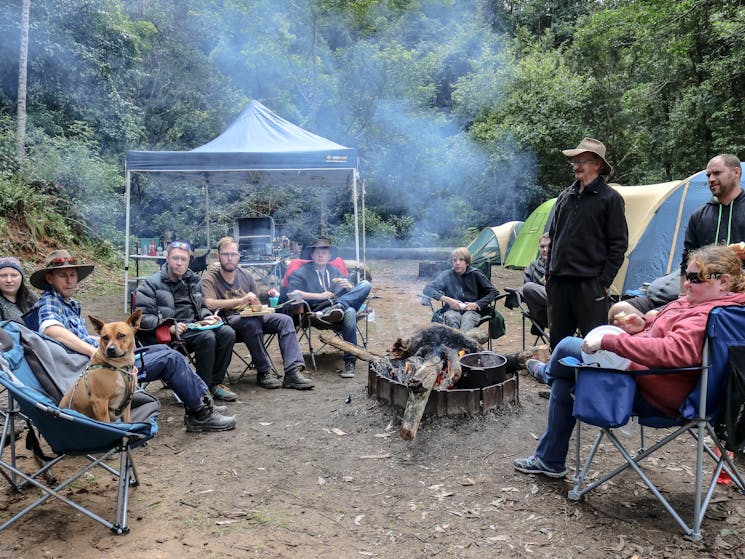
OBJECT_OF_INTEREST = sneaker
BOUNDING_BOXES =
[185,410,236,433]
[321,305,345,323]
[282,367,315,390]
[257,370,282,389]
[513,455,567,479]
[526,359,547,384]
[340,361,356,378]
[210,384,238,402]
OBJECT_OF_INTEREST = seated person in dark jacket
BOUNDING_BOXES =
[29,249,235,433]
[286,237,372,379]
[135,241,237,402]
[521,234,550,331]
[423,247,498,332]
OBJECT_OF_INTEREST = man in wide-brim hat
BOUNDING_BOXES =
[27,248,236,433]
[29,249,94,291]
[543,137,629,349]
[287,237,372,379]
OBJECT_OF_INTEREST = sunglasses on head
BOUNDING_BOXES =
[685,271,723,284]
[170,241,192,251]
[50,256,76,266]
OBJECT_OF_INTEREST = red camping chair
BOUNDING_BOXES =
[279,258,371,370]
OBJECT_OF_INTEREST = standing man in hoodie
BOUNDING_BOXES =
[681,154,745,287]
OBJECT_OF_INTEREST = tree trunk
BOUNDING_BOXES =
[16,0,30,162]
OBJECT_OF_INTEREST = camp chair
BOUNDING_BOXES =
[418,293,506,351]
[0,320,159,534]
[503,287,549,350]
[563,304,745,540]
[279,258,373,370]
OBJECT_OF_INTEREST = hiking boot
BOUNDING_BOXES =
[184,408,236,433]
[210,384,237,402]
[340,361,356,378]
[525,359,547,384]
[257,370,282,389]
[513,455,567,479]
[282,366,315,390]
[319,304,344,323]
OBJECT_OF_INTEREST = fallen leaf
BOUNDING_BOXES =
[374,433,390,438]
[354,514,365,525]
[428,484,444,490]
[460,478,475,486]
[501,487,520,492]
[358,453,392,459]
[317,477,326,485]
[529,432,539,440]
[215,519,239,525]
[488,535,509,542]
[258,422,272,426]
[331,427,347,436]
[358,552,374,557]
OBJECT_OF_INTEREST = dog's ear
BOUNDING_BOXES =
[88,315,105,334]
[127,309,142,330]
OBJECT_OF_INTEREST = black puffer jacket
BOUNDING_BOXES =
[135,264,210,330]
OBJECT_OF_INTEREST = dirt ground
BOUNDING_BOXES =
[2,259,745,558]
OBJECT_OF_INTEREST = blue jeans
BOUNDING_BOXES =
[137,344,208,412]
[335,280,372,363]
[533,337,656,470]
[228,313,304,375]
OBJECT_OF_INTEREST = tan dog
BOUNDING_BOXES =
[60,310,142,423]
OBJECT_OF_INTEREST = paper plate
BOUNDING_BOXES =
[187,320,223,331]
[580,325,631,370]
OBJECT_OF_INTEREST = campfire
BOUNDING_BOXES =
[320,323,517,441]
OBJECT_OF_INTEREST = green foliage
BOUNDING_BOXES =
[3,0,745,255]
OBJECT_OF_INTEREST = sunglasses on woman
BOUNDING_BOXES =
[685,271,722,284]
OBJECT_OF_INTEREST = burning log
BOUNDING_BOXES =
[400,356,441,441]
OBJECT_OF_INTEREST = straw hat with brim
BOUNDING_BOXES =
[30,250,94,290]
[562,137,613,175]
[300,238,339,260]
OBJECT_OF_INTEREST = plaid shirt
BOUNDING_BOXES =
[37,289,98,348]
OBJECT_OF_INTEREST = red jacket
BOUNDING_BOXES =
[601,293,745,416]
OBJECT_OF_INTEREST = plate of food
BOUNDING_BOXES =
[239,305,274,317]
[580,325,631,370]
[187,317,224,330]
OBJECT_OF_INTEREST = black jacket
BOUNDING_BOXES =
[547,176,628,288]
[135,264,210,330]
[423,267,498,312]
[681,190,745,273]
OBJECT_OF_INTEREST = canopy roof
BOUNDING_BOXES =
[125,100,357,186]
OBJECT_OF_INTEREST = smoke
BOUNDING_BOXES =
[207,0,536,246]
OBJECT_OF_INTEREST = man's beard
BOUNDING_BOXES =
[221,262,236,273]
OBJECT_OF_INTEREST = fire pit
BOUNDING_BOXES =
[368,349,518,420]
[319,324,520,440]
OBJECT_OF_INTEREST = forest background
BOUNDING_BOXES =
[1,0,744,259]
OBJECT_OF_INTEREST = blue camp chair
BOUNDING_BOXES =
[0,321,159,534]
[565,305,745,540]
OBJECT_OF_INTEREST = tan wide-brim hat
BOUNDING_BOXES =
[562,137,613,175]
[300,237,339,260]
[30,249,94,290]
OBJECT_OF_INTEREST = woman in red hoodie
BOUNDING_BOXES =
[515,244,745,478]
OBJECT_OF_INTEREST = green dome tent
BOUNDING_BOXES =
[504,199,556,269]
[468,221,523,277]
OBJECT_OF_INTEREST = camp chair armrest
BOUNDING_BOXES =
[560,356,703,376]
